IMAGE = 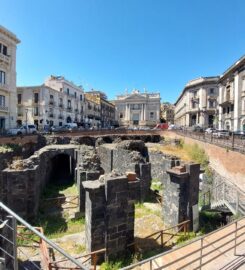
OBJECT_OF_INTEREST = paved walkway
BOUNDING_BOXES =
[129,218,245,270]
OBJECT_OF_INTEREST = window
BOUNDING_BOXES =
[17,94,22,104]
[68,100,71,108]
[209,101,214,108]
[2,45,7,56]
[0,71,6,84]
[227,107,230,114]
[150,112,154,119]
[50,94,53,99]
[67,88,69,95]
[34,93,39,103]
[119,113,123,119]
[60,88,63,92]
[34,107,39,116]
[80,95,83,101]
[231,104,234,112]
[223,107,226,114]
[0,95,5,107]
[210,88,214,94]
[242,77,245,91]
[74,92,77,98]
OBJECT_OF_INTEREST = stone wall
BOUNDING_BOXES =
[163,164,200,230]
[98,141,151,201]
[83,173,140,261]
[0,145,77,219]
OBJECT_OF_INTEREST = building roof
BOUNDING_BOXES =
[219,55,245,81]
[174,76,219,106]
[0,25,20,44]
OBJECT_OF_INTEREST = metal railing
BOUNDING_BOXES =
[201,180,245,216]
[121,217,245,270]
[174,129,245,154]
[0,201,88,270]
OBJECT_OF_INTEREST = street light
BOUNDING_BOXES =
[25,109,28,134]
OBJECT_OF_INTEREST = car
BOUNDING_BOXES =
[233,130,245,139]
[7,125,37,135]
[205,128,216,134]
[191,125,204,132]
[212,129,230,139]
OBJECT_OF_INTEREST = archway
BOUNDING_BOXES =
[49,153,74,185]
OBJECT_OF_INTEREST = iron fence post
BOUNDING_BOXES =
[12,217,18,270]
[234,220,238,256]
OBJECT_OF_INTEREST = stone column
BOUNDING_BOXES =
[234,72,239,131]
[218,84,223,130]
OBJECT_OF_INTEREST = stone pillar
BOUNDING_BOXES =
[139,163,151,201]
[234,72,239,131]
[163,164,200,230]
[83,175,140,261]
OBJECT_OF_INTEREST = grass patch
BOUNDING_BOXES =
[135,203,161,218]
[199,211,224,234]
[41,182,78,198]
[33,215,85,239]
[150,178,162,192]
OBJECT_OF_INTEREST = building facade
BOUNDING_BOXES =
[114,89,161,127]
[218,56,245,131]
[17,76,85,129]
[0,26,20,131]
[174,77,219,128]
[85,90,115,128]
[161,102,175,124]
[84,93,101,128]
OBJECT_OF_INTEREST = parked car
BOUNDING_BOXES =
[212,129,230,139]
[205,128,216,134]
[191,125,204,132]
[233,130,245,139]
[7,125,37,135]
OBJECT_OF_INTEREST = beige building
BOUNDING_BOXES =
[84,93,101,128]
[218,56,245,131]
[114,89,161,127]
[174,77,219,128]
[85,90,115,128]
[17,76,85,129]
[161,102,175,124]
[0,26,20,131]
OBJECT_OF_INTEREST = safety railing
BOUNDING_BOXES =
[201,180,245,216]
[40,195,79,210]
[128,220,190,252]
[121,217,245,270]
[0,201,88,270]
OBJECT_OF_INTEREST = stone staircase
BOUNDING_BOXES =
[201,179,245,216]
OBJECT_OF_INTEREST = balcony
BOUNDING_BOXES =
[0,106,8,112]
[49,113,55,118]
[191,97,199,103]
[0,83,9,92]
[17,112,23,117]
[220,94,234,106]
[59,103,63,108]
[67,107,73,112]
[49,100,55,106]
[0,53,10,65]
[58,115,64,120]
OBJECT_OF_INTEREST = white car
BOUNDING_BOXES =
[205,128,216,134]
[7,125,37,135]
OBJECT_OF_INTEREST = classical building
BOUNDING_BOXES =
[218,55,245,131]
[161,102,175,124]
[114,89,161,127]
[174,77,219,128]
[0,26,20,131]
[85,90,115,128]
[17,76,85,129]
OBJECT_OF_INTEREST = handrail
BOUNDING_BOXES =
[121,217,245,269]
[0,201,88,270]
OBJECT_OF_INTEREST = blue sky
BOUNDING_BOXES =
[1,0,245,103]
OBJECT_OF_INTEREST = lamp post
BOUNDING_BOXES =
[25,109,28,134]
